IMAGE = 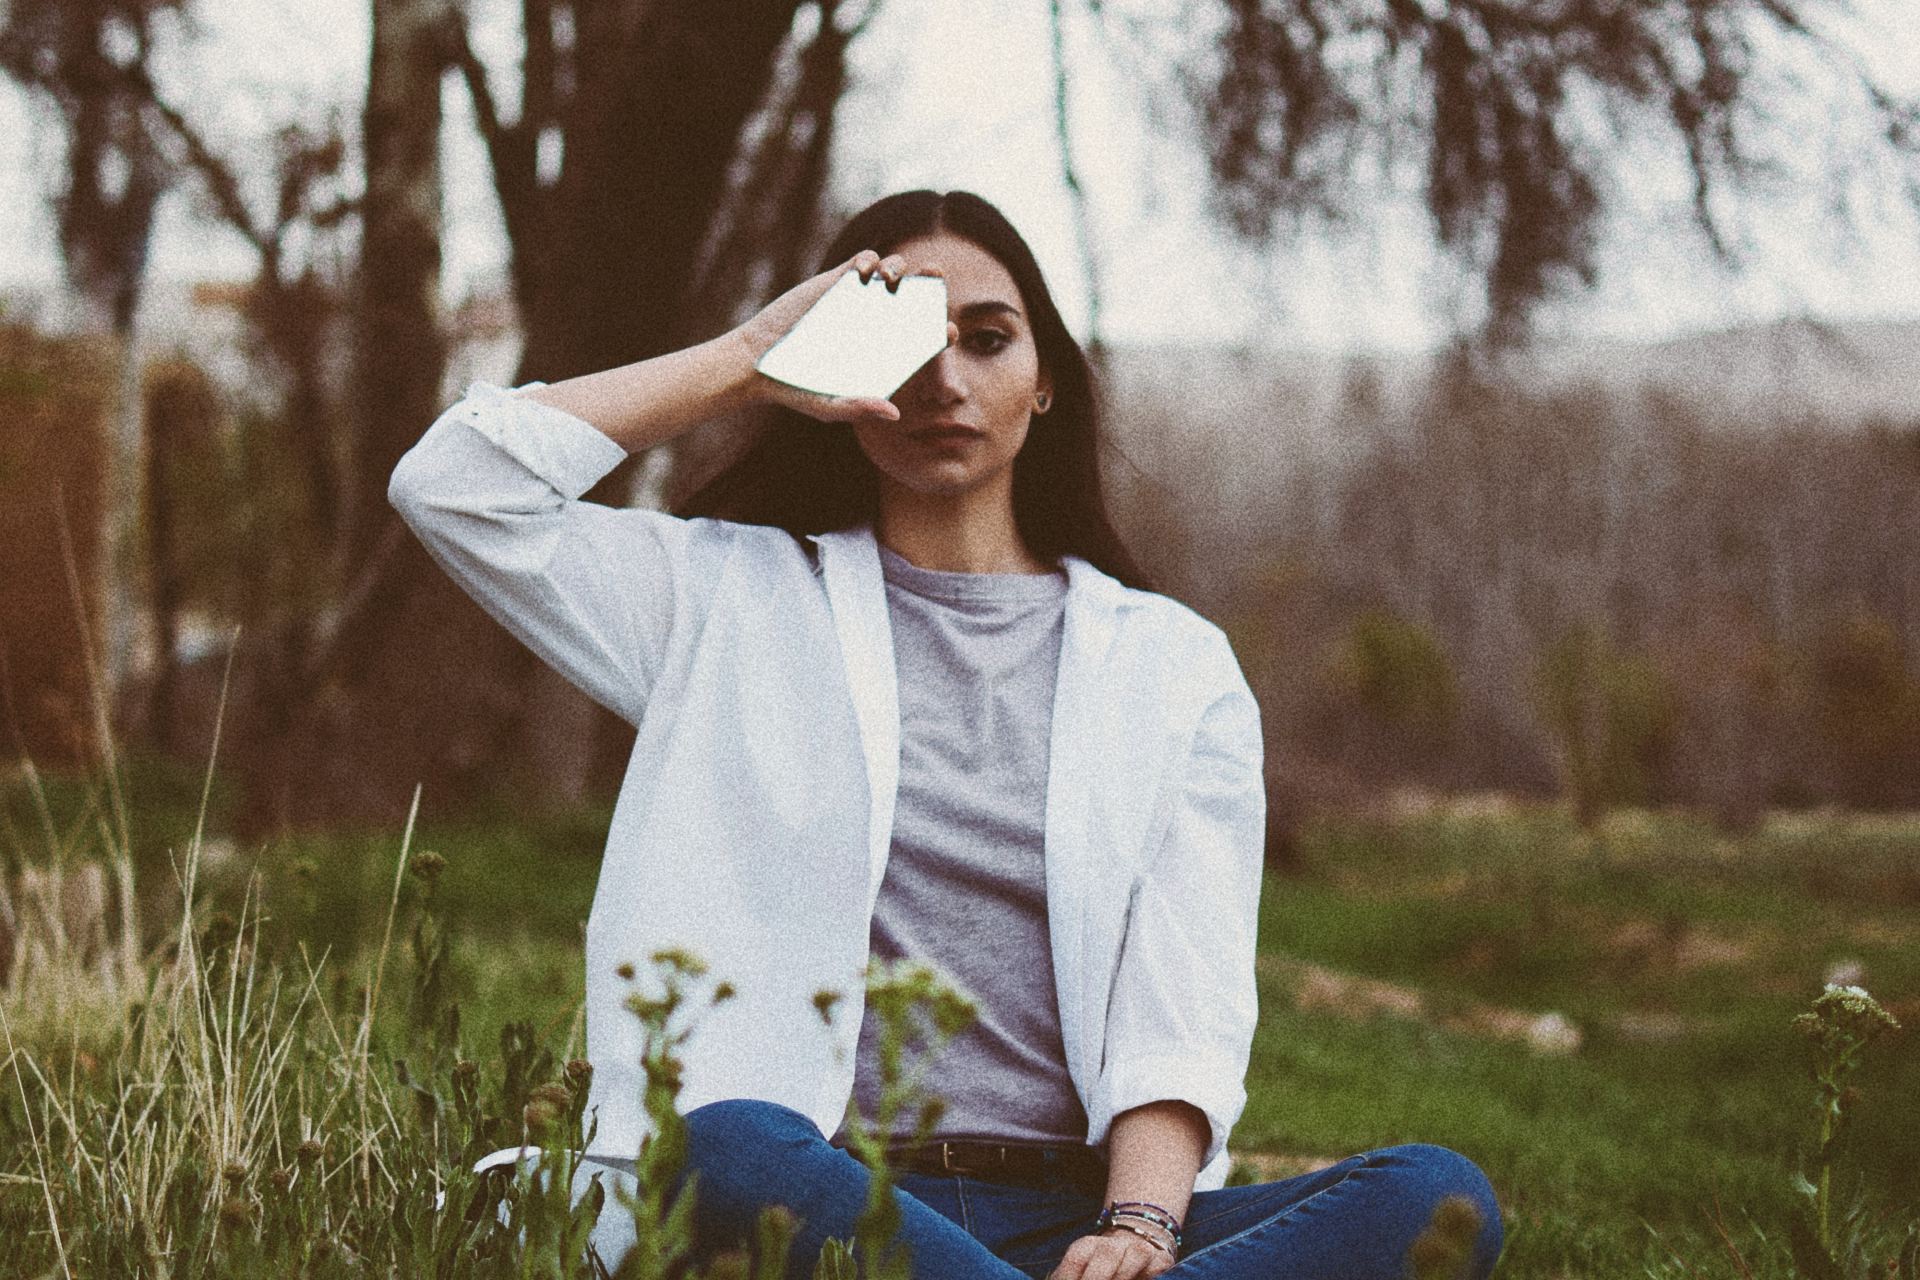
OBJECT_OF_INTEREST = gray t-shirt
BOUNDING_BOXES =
[832,541,1089,1147]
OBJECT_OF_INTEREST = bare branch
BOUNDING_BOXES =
[117,59,269,252]
[448,6,509,160]
[1050,0,1105,358]
[1176,0,1920,345]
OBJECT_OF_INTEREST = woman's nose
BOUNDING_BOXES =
[913,342,968,400]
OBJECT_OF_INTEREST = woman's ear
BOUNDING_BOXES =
[1034,379,1055,414]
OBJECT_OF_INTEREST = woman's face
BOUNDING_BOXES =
[851,231,1053,501]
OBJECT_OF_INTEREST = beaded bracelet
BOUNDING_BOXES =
[1105,1205,1175,1243]
[1111,1210,1179,1244]
[1109,1216,1179,1260]
[1101,1219,1177,1259]
[1094,1202,1184,1249]
[1111,1200,1181,1227]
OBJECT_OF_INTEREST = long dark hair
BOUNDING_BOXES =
[672,189,1158,594]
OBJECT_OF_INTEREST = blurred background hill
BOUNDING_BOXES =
[0,0,1915,840]
[9,262,1914,846]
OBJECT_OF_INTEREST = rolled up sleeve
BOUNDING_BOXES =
[387,380,735,728]
[1087,632,1266,1179]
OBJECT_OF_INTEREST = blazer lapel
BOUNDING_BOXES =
[1045,554,1123,1095]
[809,522,900,916]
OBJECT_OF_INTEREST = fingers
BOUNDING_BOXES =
[869,254,907,292]
[805,392,898,425]
[1048,1234,1157,1280]
[850,398,899,422]
[848,249,945,293]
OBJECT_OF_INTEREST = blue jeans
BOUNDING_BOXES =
[575,1099,1504,1278]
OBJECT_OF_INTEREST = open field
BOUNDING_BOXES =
[1243,800,1920,1275]
[3,756,1916,1277]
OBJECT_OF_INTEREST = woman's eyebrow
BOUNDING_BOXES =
[956,300,1024,323]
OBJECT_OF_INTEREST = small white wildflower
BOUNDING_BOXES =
[1822,959,1865,988]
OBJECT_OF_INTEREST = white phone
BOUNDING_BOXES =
[755,270,950,402]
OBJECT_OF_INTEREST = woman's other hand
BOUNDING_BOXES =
[1047,1227,1179,1280]
[728,249,961,426]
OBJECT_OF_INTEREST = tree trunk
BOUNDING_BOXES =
[253,0,855,826]
[223,0,482,836]
[26,2,170,749]
[513,1,808,387]
[352,0,453,574]
[264,0,524,830]
[432,0,821,810]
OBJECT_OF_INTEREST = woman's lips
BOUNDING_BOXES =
[911,426,983,444]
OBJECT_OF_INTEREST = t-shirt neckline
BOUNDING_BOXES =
[878,541,1068,604]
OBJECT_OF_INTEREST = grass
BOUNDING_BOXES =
[1254,802,1920,1276]
[4,750,1918,1276]
[1,757,822,1278]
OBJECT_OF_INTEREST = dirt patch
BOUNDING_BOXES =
[1607,1010,1693,1043]
[1601,918,1756,972]
[1258,956,1753,1051]
[1291,962,1426,1020]
[1765,810,1920,839]
[1261,957,1585,1054]
[1404,870,1476,900]
[1848,918,1920,948]
[1228,1150,1343,1183]
[1373,788,1525,823]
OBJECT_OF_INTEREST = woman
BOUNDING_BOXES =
[389,189,1503,1279]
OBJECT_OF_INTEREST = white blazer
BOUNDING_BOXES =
[388,381,1267,1193]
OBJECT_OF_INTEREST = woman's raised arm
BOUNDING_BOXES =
[518,246,949,446]
[387,378,735,728]
[387,250,942,727]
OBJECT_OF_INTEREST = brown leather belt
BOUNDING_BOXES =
[845,1138,1108,1193]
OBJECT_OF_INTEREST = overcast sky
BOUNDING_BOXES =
[2,0,1917,353]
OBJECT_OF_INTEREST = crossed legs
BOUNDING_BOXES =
[573,1099,1504,1279]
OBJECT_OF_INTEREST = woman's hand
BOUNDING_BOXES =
[1048,1227,1179,1280]
[727,249,961,426]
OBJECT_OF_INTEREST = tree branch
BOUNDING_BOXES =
[114,60,269,252]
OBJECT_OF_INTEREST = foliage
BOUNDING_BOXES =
[1323,608,1461,736]
[1799,611,1920,809]
[1789,985,1907,1272]
[1654,600,1793,835]
[818,958,977,1280]
[0,322,119,770]
[1231,367,1920,814]
[1177,0,1920,343]
[9,724,1920,1278]
[1255,800,1919,1276]
[0,773,976,1279]
[1529,620,1677,824]
[1408,1196,1486,1280]
[1640,984,1918,1280]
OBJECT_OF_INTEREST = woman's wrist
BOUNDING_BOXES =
[1094,1201,1183,1260]
[720,327,777,408]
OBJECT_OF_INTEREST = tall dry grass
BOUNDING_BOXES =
[0,604,981,1277]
